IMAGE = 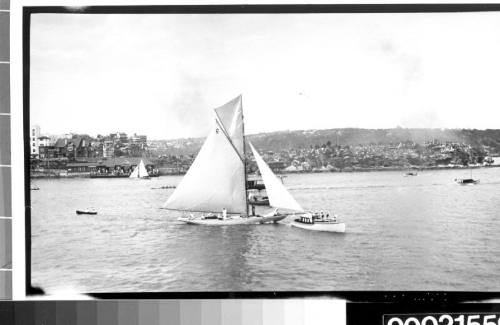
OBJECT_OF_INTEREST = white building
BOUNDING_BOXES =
[30,125,40,156]
[103,140,114,158]
[38,135,51,147]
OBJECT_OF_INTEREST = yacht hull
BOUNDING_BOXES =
[76,210,97,215]
[455,178,479,185]
[178,214,287,225]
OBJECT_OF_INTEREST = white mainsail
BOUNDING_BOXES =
[163,118,247,214]
[249,142,304,212]
[214,95,244,158]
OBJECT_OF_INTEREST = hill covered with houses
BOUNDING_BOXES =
[30,126,500,176]
[149,128,500,173]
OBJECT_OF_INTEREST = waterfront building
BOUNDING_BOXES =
[268,161,286,173]
[103,140,115,158]
[67,137,89,160]
[131,134,147,147]
[90,141,103,158]
[54,138,69,157]
[118,132,128,143]
[88,157,158,177]
[66,162,91,173]
[51,136,93,160]
[39,146,63,160]
[38,135,51,148]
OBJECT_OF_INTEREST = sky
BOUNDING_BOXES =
[30,12,500,140]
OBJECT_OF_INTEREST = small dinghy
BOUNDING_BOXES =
[291,212,345,233]
[76,208,97,215]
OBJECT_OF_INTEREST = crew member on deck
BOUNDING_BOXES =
[222,208,227,219]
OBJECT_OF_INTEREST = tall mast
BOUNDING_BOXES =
[241,96,249,217]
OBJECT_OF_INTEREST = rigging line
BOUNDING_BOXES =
[213,113,245,164]
[240,98,250,217]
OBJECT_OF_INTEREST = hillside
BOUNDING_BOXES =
[149,128,500,156]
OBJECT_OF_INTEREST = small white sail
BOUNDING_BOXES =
[138,160,149,178]
[249,142,304,212]
[129,160,148,178]
[214,95,244,159]
[129,165,139,178]
[164,120,247,214]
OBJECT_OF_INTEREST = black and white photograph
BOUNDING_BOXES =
[27,8,500,294]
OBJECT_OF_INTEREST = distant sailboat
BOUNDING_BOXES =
[130,159,150,179]
[163,95,295,225]
[455,168,479,185]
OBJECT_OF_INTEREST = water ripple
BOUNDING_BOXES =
[30,169,500,292]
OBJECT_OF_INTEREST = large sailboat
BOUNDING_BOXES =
[163,95,303,225]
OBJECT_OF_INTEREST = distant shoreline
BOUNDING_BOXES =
[275,164,500,175]
[30,164,500,179]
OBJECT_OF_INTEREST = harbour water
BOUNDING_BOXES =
[31,168,500,293]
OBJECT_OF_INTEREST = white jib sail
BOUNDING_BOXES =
[163,121,247,214]
[214,95,244,158]
[249,142,304,212]
[138,160,149,177]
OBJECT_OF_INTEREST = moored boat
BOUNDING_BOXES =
[455,178,479,185]
[76,208,97,215]
[455,169,479,185]
[291,212,346,233]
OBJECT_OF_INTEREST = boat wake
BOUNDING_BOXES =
[289,185,389,190]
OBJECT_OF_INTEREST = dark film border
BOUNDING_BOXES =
[23,4,500,301]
